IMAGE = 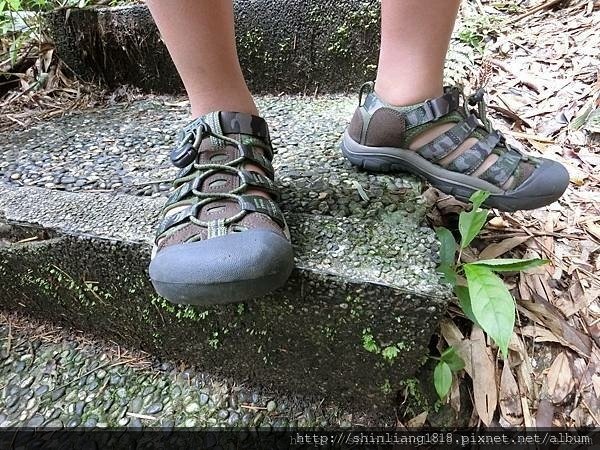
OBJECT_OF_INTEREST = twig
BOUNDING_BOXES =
[5,115,26,127]
[490,59,542,93]
[581,399,600,426]
[240,404,267,411]
[97,377,111,397]
[480,231,587,240]
[126,412,159,421]
[504,0,565,25]
[15,236,39,244]
[488,105,532,128]
[504,131,555,144]
[51,361,126,392]
[5,318,12,355]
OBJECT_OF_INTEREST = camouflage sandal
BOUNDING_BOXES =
[341,83,569,211]
[149,111,294,305]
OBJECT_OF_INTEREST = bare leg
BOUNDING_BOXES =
[147,0,257,117]
[344,1,569,213]
[374,0,490,166]
[376,0,460,106]
[148,0,267,191]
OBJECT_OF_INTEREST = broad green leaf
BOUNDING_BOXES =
[434,361,453,399]
[459,209,488,248]
[459,191,491,248]
[455,285,479,326]
[438,264,458,286]
[469,190,491,211]
[471,258,549,272]
[464,264,515,358]
[435,227,456,267]
[441,347,465,372]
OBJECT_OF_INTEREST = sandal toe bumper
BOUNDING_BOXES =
[490,157,570,211]
[149,229,294,305]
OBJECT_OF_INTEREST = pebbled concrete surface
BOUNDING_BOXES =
[0,317,359,429]
[0,95,450,413]
[1,95,442,291]
[46,1,381,94]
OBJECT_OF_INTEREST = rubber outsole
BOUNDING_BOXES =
[149,229,294,305]
[341,132,569,212]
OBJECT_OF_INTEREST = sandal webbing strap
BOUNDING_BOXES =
[404,89,461,129]
[239,196,286,229]
[166,170,279,207]
[182,113,271,140]
[481,148,522,187]
[240,170,280,198]
[207,219,228,239]
[175,144,274,180]
[157,194,286,238]
[156,203,200,238]
[446,131,501,175]
[157,111,285,242]
[219,112,270,140]
[417,114,478,162]
[238,144,275,178]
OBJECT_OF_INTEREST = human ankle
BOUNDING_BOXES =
[373,78,444,107]
[189,88,259,118]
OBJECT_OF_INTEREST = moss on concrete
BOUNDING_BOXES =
[0,224,447,415]
[45,1,382,94]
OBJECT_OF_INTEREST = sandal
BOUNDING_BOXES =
[341,83,569,211]
[149,111,294,305]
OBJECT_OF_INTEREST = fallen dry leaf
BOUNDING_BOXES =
[440,319,465,346]
[577,350,600,426]
[499,364,524,426]
[508,333,528,362]
[450,380,461,417]
[585,220,600,242]
[535,398,555,428]
[480,235,532,260]
[520,325,562,344]
[592,374,600,398]
[546,352,575,404]
[516,364,534,428]
[519,298,593,358]
[406,411,428,428]
[525,272,555,304]
[470,326,498,426]
[488,216,509,228]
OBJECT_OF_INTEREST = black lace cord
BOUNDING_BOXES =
[159,123,264,242]
[464,88,531,161]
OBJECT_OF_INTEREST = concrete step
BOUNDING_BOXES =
[0,317,361,429]
[46,1,381,94]
[0,95,449,412]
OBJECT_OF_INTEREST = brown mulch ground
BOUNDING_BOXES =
[1,0,599,428]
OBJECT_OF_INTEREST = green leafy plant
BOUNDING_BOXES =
[457,13,502,52]
[362,329,379,354]
[1,0,99,42]
[361,329,406,363]
[433,191,548,398]
[432,346,464,399]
